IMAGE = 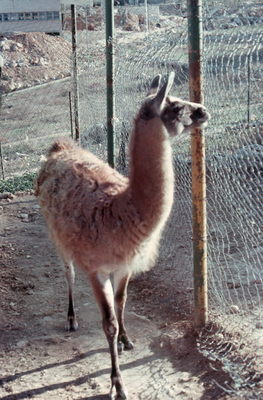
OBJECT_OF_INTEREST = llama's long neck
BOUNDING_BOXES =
[128,116,174,232]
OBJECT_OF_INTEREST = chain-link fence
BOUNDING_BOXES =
[0,1,262,398]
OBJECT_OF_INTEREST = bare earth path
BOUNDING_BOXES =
[0,195,230,400]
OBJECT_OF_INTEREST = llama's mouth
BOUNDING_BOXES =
[181,114,210,134]
[184,120,209,132]
[190,108,211,124]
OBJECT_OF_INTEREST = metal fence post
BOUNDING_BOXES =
[187,0,208,328]
[69,91,74,139]
[247,53,251,129]
[105,0,115,168]
[71,4,80,143]
[0,141,5,180]
[0,70,4,180]
[144,0,149,35]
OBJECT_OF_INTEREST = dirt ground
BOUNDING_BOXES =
[0,194,237,400]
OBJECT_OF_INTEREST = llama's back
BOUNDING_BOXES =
[36,139,128,208]
[36,140,147,272]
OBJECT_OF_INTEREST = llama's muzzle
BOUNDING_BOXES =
[191,107,210,123]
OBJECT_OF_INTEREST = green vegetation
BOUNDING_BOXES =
[0,172,37,194]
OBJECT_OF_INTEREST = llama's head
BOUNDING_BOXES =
[141,72,210,137]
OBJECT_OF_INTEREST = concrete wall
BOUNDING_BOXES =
[62,0,94,6]
[0,20,61,34]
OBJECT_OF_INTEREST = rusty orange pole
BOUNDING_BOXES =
[187,0,208,328]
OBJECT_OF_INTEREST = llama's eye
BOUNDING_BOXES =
[172,106,183,114]
[162,105,183,121]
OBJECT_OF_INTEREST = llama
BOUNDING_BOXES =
[35,72,210,400]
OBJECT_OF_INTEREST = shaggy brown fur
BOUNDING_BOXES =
[35,73,210,400]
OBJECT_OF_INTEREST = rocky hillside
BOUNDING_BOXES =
[0,33,72,93]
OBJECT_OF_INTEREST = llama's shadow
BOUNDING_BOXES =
[0,349,157,400]
[80,396,108,400]
[0,325,233,400]
[0,348,108,386]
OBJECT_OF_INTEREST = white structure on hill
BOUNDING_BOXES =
[0,0,62,35]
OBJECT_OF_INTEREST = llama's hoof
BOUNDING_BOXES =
[118,335,134,352]
[124,340,134,351]
[110,387,128,400]
[113,393,127,400]
[110,375,128,400]
[65,317,78,331]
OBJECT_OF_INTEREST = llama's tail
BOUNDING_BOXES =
[48,139,75,156]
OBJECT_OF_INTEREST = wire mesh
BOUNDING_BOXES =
[0,1,262,397]
[199,2,263,396]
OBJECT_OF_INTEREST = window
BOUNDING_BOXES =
[0,10,60,23]
[25,12,33,20]
[10,13,19,21]
[39,12,46,20]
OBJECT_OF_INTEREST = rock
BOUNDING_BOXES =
[15,191,27,197]
[229,305,240,314]
[178,372,192,383]
[5,61,16,68]
[8,80,18,91]
[0,192,15,200]
[122,12,141,32]
[16,339,29,348]
[38,57,47,66]
[19,212,29,220]
[0,40,11,51]
[16,59,25,67]
[30,56,40,65]
[10,302,16,310]
[10,42,23,51]
[256,322,263,329]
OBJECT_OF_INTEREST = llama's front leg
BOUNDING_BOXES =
[64,262,78,331]
[89,271,128,400]
[113,270,134,353]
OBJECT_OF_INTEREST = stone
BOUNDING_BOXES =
[229,305,240,314]
[0,192,15,200]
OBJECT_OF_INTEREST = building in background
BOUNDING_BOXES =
[0,0,62,35]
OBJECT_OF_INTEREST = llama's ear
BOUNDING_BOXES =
[147,74,162,96]
[155,71,175,106]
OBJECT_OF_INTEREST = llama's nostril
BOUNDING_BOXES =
[191,107,207,121]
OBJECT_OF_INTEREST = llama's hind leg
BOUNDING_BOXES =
[89,271,127,400]
[64,261,78,331]
[113,270,134,353]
